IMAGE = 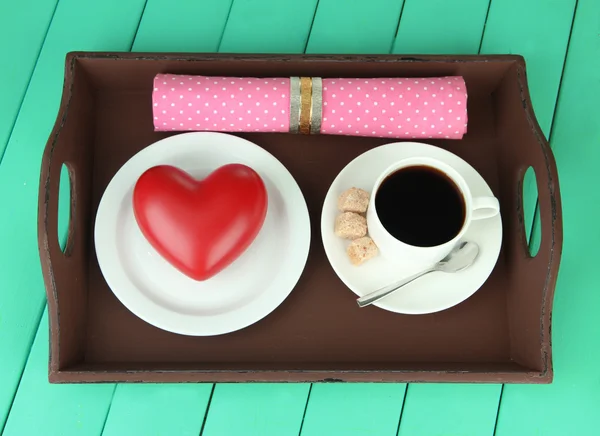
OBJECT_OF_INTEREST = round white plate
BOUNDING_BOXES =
[321,142,502,314]
[95,132,310,336]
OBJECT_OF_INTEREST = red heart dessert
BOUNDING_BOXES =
[132,163,268,281]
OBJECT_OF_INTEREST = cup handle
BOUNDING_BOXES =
[471,196,500,220]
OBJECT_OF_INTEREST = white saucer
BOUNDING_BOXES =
[321,142,502,314]
[95,132,310,336]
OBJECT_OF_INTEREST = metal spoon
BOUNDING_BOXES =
[356,241,480,308]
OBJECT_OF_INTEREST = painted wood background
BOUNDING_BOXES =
[0,0,598,434]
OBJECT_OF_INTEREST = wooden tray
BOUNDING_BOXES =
[37,52,562,383]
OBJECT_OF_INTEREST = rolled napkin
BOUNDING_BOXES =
[152,74,468,139]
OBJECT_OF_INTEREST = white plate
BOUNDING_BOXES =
[95,132,310,336]
[321,142,502,314]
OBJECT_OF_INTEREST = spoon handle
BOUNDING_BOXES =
[356,268,436,308]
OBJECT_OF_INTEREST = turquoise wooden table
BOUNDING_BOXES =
[0,0,598,434]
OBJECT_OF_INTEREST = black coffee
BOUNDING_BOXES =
[375,165,465,247]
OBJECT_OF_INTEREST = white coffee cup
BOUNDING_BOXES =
[366,156,499,266]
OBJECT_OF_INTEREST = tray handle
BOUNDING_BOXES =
[502,60,564,376]
[40,154,76,261]
[38,112,76,373]
[39,55,81,275]
[522,140,561,263]
[38,53,94,372]
[516,66,563,269]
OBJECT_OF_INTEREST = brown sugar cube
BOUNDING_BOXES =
[334,212,367,240]
[337,187,370,213]
[347,237,379,266]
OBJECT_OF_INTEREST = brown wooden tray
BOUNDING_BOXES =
[38,52,562,383]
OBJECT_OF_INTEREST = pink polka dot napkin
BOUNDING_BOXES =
[152,74,468,139]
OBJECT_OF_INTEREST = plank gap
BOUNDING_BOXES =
[477,0,493,54]
[216,0,236,52]
[492,384,504,436]
[99,385,118,436]
[389,0,408,52]
[395,383,410,436]
[297,384,313,436]
[129,0,149,51]
[198,384,216,436]
[303,0,321,52]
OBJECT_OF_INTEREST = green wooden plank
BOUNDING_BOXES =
[393,0,575,434]
[133,0,233,52]
[3,310,116,436]
[496,1,600,434]
[218,0,319,53]
[397,385,500,436]
[301,384,406,436]
[0,0,145,432]
[392,0,489,54]
[381,1,501,434]
[0,0,58,423]
[198,2,321,433]
[102,384,212,436]
[202,384,310,436]
[299,4,410,434]
[0,0,58,160]
[97,3,237,434]
[481,0,576,246]
[305,0,404,54]
[301,2,495,434]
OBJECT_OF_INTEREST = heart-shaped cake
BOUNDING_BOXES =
[132,163,268,281]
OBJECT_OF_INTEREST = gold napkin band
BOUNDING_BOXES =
[289,76,322,134]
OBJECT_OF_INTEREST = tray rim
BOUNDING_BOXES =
[37,51,563,384]
[48,367,550,384]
